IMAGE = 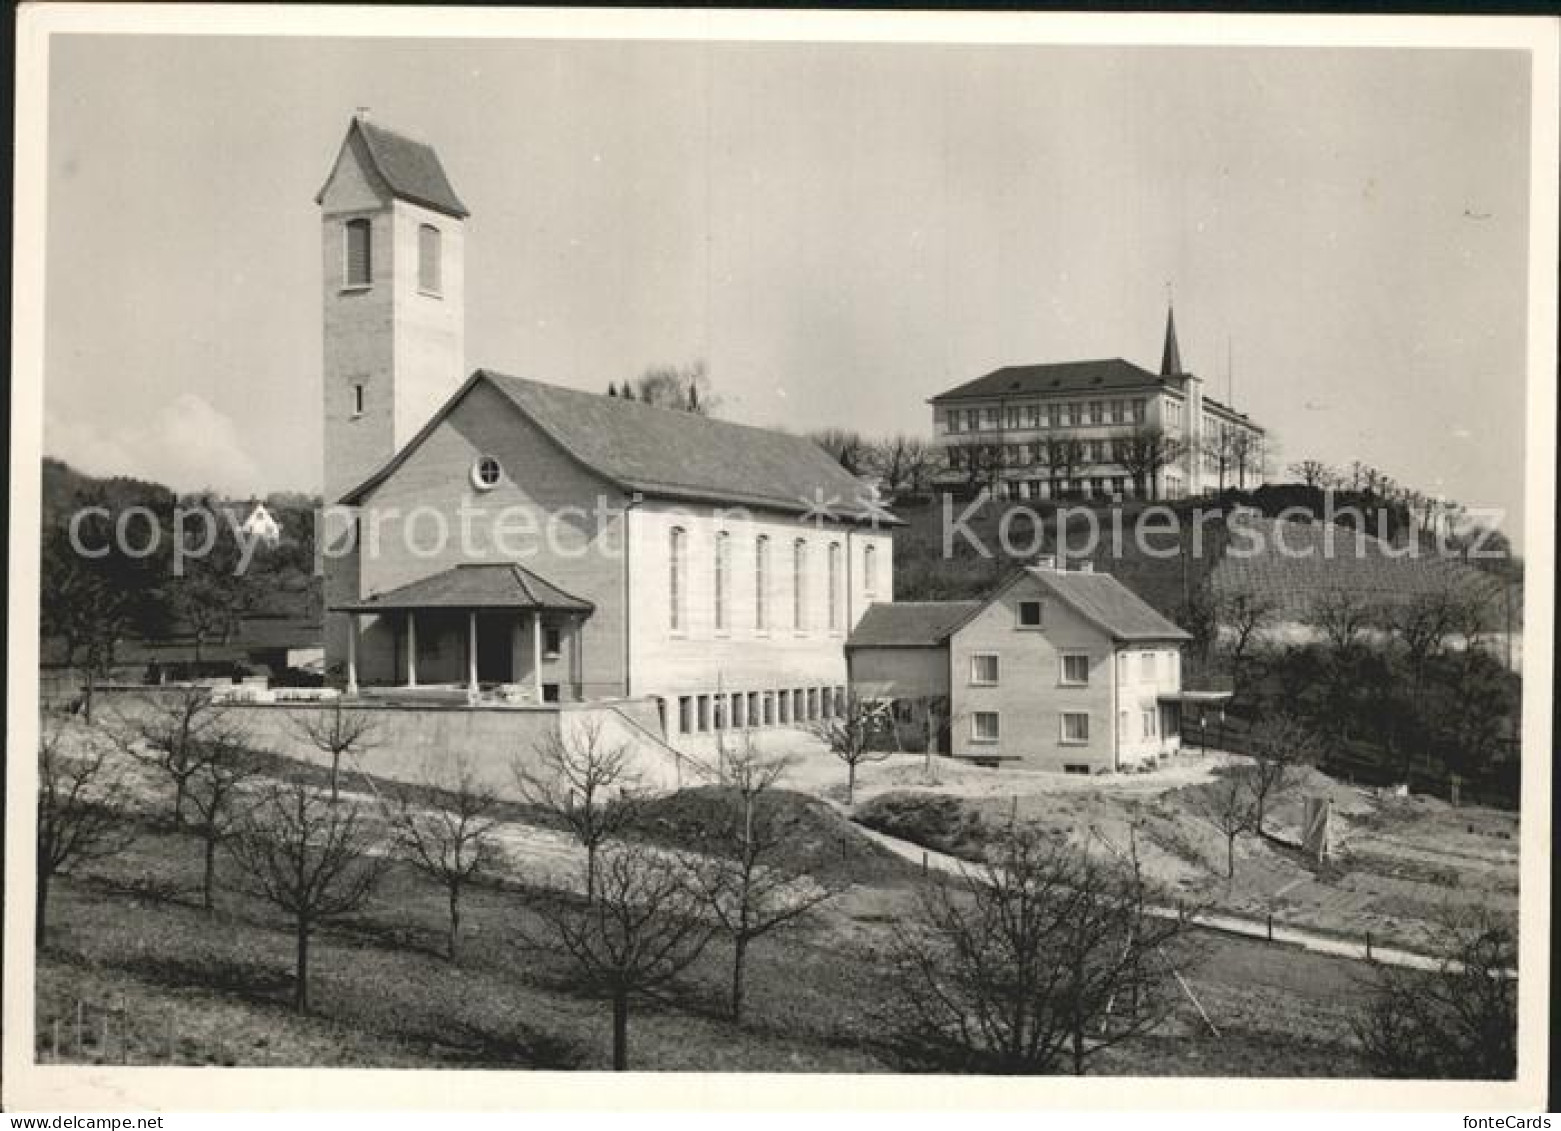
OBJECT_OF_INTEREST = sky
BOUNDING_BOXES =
[41,34,1535,543]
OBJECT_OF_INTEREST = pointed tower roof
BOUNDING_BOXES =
[315,115,469,219]
[1160,305,1183,376]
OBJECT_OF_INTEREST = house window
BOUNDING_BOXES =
[972,712,1000,743]
[970,654,999,685]
[1038,404,1052,428]
[697,694,711,732]
[1026,405,1041,428]
[543,626,561,658]
[1061,654,1090,686]
[1119,710,1130,736]
[418,224,442,295]
[1006,407,1022,429]
[946,411,962,434]
[344,218,372,287]
[982,407,999,430]
[714,531,730,633]
[351,383,365,418]
[1133,400,1146,424]
[828,543,842,631]
[1142,709,1158,739]
[678,696,694,734]
[793,539,808,631]
[1142,652,1156,681]
[1111,400,1126,424]
[1089,401,1103,424]
[1064,764,1091,776]
[863,543,877,596]
[669,527,687,633]
[471,456,502,490]
[1017,600,1043,628]
[755,535,770,631]
[778,689,791,724]
[1061,712,1091,744]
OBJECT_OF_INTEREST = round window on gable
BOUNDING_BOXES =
[472,456,502,490]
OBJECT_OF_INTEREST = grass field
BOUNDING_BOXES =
[34,793,1374,1076]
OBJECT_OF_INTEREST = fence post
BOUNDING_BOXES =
[51,1018,61,1063]
[1365,931,1373,960]
[75,1000,84,1054]
[99,1012,110,1062]
[1266,912,1273,942]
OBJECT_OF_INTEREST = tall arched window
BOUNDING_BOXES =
[714,531,730,632]
[417,224,442,294]
[793,539,808,632]
[754,535,769,631]
[827,543,842,631]
[669,527,687,632]
[863,543,877,596]
[344,218,372,287]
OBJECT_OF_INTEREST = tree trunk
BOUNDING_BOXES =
[294,920,311,1012]
[203,833,218,911]
[846,761,857,807]
[447,886,461,961]
[35,869,49,948]
[611,993,629,1071]
[82,668,96,725]
[173,778,187,827]
[731,935,749,1021]
[1071,1021,1086,1076]
[586,844,598,903]
[1226,832,1237,879]
[329,753,341,804]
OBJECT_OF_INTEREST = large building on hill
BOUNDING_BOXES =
[846,561,1210,773]
[317,114,896,741]
[929,310,1267,501]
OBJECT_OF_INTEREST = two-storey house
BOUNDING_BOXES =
[847,561,1193,772]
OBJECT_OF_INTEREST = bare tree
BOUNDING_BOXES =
[631,359,716,415]
[688,737,844,1020]
[291,699,381,803]
[1201,429,1238,493]
[36,717,135,946]
[383,753,503,959]
[869,434,936,498]
[809,691,892,806]
[1228,430,1264,489]
[1216,588,1277,705]
[1186,766,1258,879]
[517,717,640,901]
[228,781,386,1011]
[1353,907,1516,1079]
[1243,714,1322,839]
[185,729,263,911]
[808,428,870,476]
[532,843,716,1070]
[1288,459,1337,489]
[889,823,1194,1075]
[1040,435,1088,500]
[1112,426,1185,500]
[111,685,231,825]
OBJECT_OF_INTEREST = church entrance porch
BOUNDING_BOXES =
[332,562,594,705]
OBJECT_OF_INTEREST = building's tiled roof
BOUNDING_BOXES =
[317,118,469,219]
[342,370,900,525]
[929,359,1166,403]
[1026,567,1192,643]
[333,563,592,613]
[846,601,982,648]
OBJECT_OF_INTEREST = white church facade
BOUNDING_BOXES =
[317,115,896,744]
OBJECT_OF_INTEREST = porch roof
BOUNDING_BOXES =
[332,563,594,614]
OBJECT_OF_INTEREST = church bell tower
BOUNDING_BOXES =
[316,112,468,681]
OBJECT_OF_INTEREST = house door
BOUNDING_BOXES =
[475,614,513,684]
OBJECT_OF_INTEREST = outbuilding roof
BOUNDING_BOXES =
[316,117,469,219]
[846,601,982,648]
[331,563,592,613]
[340,370,900,525]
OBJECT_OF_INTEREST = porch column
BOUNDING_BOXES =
[467,610,479,693]
[532,612,544,701]
[405,612,418,687]
[571,613,584,701]
[345,614,359,696]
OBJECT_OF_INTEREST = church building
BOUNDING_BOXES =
[317,114,896,743]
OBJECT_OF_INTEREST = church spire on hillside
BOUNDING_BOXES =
[1160,303,1183,376]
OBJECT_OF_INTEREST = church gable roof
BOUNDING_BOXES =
[316,118,469,219]
[340,370,900,525]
